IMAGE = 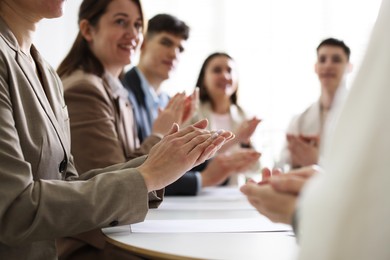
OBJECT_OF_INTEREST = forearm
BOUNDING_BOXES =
[0,167,152,245]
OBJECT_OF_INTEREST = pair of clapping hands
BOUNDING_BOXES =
[241,165,322,224]
[287,134,320,168]
[152,89,199,137]
[137,119,234,192]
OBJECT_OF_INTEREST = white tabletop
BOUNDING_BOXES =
[103,187,298,260]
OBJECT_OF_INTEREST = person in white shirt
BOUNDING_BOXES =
[277,38,352,170]
[242,0,390,258]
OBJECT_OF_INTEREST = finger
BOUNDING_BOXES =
[249,118,261,128]
[166,123,179,136]
[172,93,185,110]
[168,119,209,139]
[262,167,271,180]
[286,134,295,142]
[246,178,257,184]
[240,182,264,196]
[288,165,319,178]
[192,119,208,129]
[165,93,180,109]
[156,107,162,116]
[272,168,283,176]
[270,176,306,194]
[188,130,231,161]
[218,130,234,141]
[191,135,227,164]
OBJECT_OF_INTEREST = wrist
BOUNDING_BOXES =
[137,165,158,192]
[151,132,164,139]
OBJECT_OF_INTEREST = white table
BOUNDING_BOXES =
[103,187,298,260]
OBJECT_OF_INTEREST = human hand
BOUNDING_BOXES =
[240,165,320,224]
[235,117,261,144]
[287,134,320,168]
[181,88,199,124]
[218,117,261,153]
[259,165,319,194]
[201,149,261,187]
[138,119,234,191]
[240,182,297,224]
[152,93,186,136]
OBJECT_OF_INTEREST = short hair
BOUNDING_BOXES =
[317,38,351,61]
[146,14,189,40]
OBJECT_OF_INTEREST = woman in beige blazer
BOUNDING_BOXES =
[56,0,196,258]
[0,0,232,259]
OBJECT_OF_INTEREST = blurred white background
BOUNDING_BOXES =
[34,0,382,167]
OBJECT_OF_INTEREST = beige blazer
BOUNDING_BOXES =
[0,17,162,260]
[62,70,161,174]
[60,70,162,258]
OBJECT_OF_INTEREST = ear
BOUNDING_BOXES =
[347,63,353,73]
[79,19,93,42]
[140,38,147,51]
[314,63,319,74]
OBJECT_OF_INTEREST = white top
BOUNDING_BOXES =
[209,112,233,132]
[298,1,390,259]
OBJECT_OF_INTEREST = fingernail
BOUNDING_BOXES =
[211,132,219,139]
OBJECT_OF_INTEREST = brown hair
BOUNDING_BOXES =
[196,52,238,106]
[57,0,145,78]
[146,13,189,40]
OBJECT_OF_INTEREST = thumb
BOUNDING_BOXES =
[167,123,179,136]
[158,107,163,115]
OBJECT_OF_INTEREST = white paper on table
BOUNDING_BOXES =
[158,199,253,211]
[158,187,254,211]
[130,217,292,233]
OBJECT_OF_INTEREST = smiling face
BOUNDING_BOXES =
[82,0,143,76]
[315,45,350,93]
[138,32,186,83]
[203,55,238,103]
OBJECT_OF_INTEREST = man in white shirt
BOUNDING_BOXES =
[278,38,352,170]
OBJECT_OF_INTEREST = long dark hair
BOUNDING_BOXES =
[57,0,145,78]
[195,52,238,106]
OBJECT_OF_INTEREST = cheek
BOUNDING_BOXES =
[204,74,216,87]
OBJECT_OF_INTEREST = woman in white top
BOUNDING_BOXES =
[190,52,261,184]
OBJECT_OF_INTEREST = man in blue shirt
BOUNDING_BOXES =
[123,14,188,142]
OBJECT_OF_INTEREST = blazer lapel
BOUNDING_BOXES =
[16,47,68,151]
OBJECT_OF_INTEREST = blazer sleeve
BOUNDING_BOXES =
[0,46,162,246]
[164,160,209,196]
[0,83,159,246]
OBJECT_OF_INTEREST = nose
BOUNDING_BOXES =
[223,71,232,81]
[167,47,180,60]
[124,27,140,44]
